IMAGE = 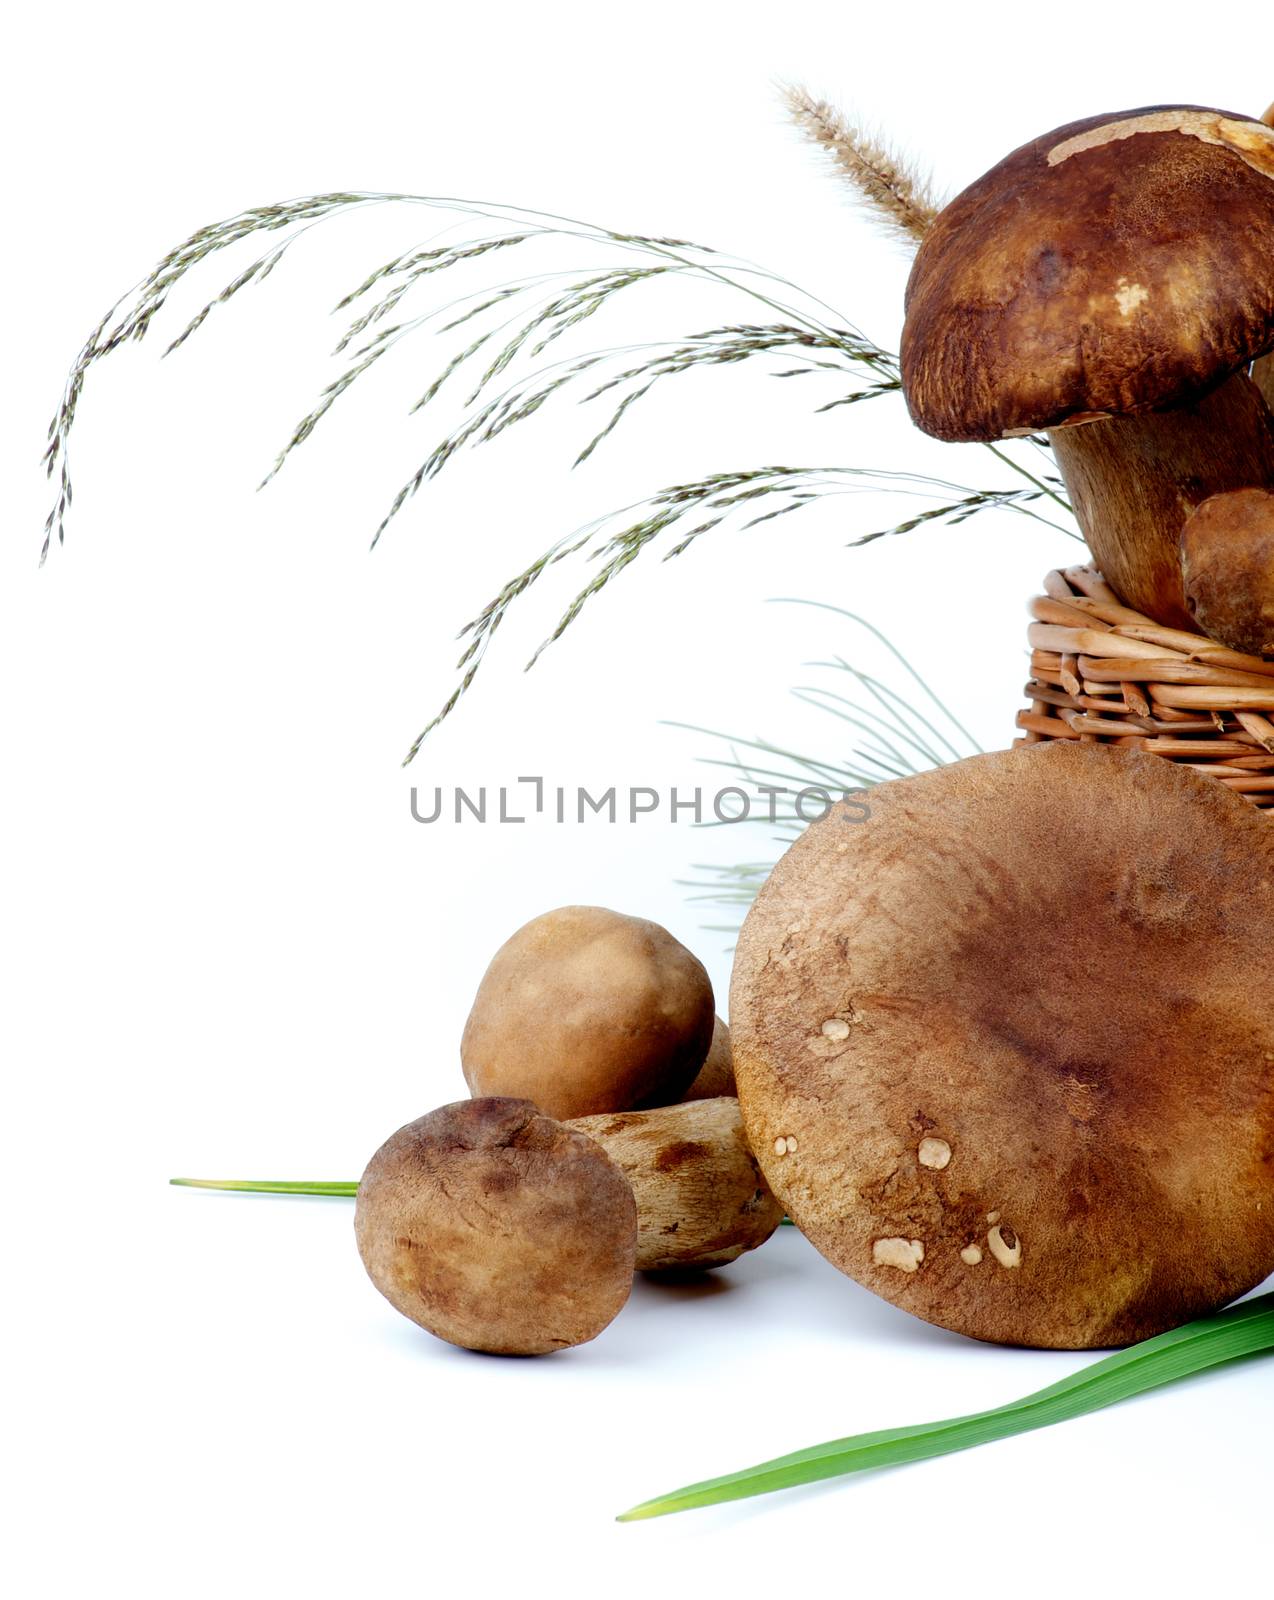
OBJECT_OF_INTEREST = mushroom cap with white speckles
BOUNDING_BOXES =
[730,743,1274,1349]
[902,106,1274,441]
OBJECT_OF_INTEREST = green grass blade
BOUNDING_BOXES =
[169,1177,359,1197]
[617,1291,1274,1521]
[167,1176,799,1221]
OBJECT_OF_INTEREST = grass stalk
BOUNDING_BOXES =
[167,1175,1272,1524]
[44,181,1082,760]
[169,1177,357,1197]
[616,1291,1274,1520]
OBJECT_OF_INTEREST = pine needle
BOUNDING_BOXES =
[617,1290,1274,1520]
[781,83,941,247]
[674,603,982,924]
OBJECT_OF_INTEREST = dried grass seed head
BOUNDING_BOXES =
[781,83,941,247]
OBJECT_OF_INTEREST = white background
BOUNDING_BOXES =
[4,4,1272,1596]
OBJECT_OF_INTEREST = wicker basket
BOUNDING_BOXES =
[1014,564,1274,811]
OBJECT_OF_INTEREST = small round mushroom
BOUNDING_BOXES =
[568,1096,781,1271]
[680,1015,735,1101]
[1180,487,1274,655]
[354,1098,637,1355]
[461,906,715,1120]
[902,106,1274,635]
[730,743,1274,1349]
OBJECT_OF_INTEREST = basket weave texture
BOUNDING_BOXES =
[1015,565,1274,810]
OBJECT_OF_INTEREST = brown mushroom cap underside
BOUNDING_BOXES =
[902,106,1274,442]
[461,906,716,1121]
[730,743,1274,1349]
[354,1098,637,1355]
[568,1095,782,1271]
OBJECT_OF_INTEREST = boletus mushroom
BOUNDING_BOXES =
[461,905,715,1120]
[1180,487,1274,656]
[355,1095,782,1353]
[569,1095,781,1271]
[730,742,1274,1349]
[902,106,1274,653]
[354,1098,638,1354]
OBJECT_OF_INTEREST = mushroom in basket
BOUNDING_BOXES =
[902,105,1274,656]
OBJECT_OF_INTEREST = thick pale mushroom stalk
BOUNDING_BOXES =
[568,1096,782,1272]
[1048,371,1274,634]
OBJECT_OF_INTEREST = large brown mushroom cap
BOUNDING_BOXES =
[354,1098,637,1355]
[902,107,1274,441]
[462,906,715,1120]
[730,744,1274,1349]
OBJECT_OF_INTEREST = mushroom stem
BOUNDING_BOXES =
[567,1096,783,1272]
[1048,371,1274,630]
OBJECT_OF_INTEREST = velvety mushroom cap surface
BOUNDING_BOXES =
[1179,487,1274,656]
[902,106,1274,441]
[730,744,1274,1349]
[462,906,715,1120]
[354,1098,637,1355]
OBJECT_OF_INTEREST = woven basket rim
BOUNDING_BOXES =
[1016,564,1274,809]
